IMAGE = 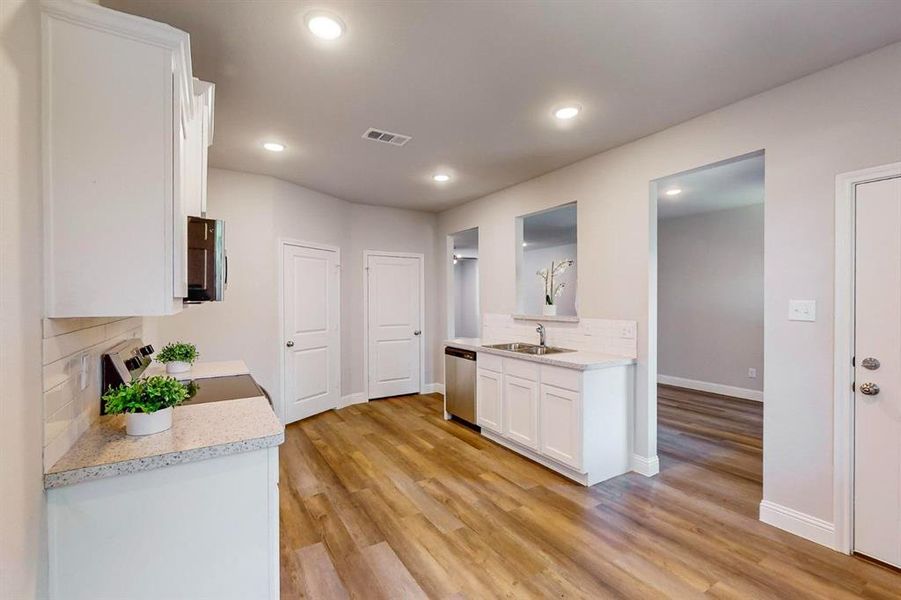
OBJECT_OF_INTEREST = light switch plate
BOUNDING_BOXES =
[789,299,816,322]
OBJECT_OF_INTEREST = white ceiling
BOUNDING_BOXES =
[656,152,764,220]
[103,0,901,212]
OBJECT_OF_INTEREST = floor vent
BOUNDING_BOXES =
[362,128,412,147]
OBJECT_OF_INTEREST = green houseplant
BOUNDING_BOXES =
[156,341,199,374]
[103,375,189,436]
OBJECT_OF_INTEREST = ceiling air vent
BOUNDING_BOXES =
[362,127,412,147]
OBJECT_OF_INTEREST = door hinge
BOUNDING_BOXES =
[851,381,856,392]
[852,355,855,367]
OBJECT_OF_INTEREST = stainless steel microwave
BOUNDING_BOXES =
[187,216,226,302]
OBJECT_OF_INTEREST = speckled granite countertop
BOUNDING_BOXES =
[45,361,283,489]
[444,338,636,371]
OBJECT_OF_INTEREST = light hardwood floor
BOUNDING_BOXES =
[280,388,901,598]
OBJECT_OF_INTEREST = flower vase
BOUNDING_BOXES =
[165,361,191,374]
[125,407,173,436]
[542,304,557,317]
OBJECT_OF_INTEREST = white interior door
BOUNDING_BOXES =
[854,176,901,568]
[367,253,422,399]
[283,243,340,424]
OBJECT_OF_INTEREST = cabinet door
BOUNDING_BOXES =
[183,101,205,218]
[476,368,503,434]
[503,374,539,450]
[540,384,582,469]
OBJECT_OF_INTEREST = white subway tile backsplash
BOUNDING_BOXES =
[481,313,637,358]
[42,317,142,470]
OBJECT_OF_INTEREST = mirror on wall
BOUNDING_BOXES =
[516,203,577,318]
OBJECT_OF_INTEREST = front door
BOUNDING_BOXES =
[367,253,422,399]
[854,176,901,568]
[282,243,340,423]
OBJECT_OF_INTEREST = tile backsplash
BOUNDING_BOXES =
[481,313,638,357]
[42,317,142,470]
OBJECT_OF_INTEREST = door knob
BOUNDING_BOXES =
[859,382,880,396]
[861,357,880,370]
[413,330,422,336]
[286,341,294,347]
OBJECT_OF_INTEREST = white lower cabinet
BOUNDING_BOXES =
[539,383,582,469]
[476,367,503,433]
[475,354,633,486]
[47,447,279,600]
[503,374,540,450]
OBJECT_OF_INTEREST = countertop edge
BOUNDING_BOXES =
[44,429,285,490]
[444,339,636,370]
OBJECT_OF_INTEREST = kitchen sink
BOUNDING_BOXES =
[483,342,575,355]
[484,342,538,351]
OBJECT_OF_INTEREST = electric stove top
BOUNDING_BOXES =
[181,374,268,406]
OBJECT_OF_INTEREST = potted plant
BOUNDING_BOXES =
[103,375,189,436]
[537,259,574,316]
[156,341,199,374]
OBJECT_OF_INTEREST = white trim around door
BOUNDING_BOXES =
[278,239,341,424]
[833,161,901,554]
[363,250,426,401]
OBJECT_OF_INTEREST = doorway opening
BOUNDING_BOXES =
[652,151,765,490]
[449,228,480,339]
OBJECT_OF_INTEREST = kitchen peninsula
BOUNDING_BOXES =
[44,360,283,600]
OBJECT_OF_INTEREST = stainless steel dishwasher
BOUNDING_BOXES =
[444,346,477,425]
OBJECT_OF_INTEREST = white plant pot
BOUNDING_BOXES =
[542,304,557,316]
[126,407,173,436]
[165,361,191,374]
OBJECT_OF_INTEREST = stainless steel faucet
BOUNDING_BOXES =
[536,324,546,347]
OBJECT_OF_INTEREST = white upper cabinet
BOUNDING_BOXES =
[184,79,215,218]
[42,0,214,317]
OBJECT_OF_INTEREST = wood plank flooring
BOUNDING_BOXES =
[280,389,901,599]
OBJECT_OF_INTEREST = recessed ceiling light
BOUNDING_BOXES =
[306,12,345,40]
[263,142,285,152]
[522,242,528,247]
[433,173,451,183]
[665,188,682,196]
[554,105,581,120]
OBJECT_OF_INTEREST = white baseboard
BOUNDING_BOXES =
[423,383,445,395]
[631,454,660,477]
[658,375,763,403]
[339,393,366,408]
[759,500,836,549]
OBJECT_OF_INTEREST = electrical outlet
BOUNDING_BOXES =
[748,368,757,379]
[79,354,89,391]
[619,323,636,339]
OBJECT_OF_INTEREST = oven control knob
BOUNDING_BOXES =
[124,357,143,371]
[139,345,154,357]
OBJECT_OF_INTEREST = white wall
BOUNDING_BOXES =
[520,243,577,316]
[453,259,479,337]
[658,205,764,393]
[146,168,441,413]
[437,42,901,530]
[0,0,47,596]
